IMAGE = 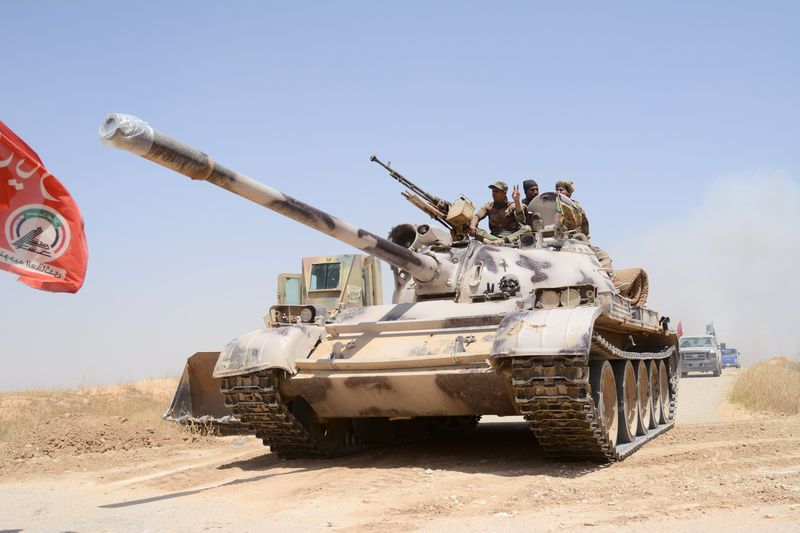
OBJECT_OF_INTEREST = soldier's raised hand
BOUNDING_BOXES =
[512,184,522,210]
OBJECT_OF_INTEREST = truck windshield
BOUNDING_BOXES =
[309,263,341,291]
[721,349,737,356]
[679,337,714,348]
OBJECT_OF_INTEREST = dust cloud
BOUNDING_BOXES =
[613,172,800,365]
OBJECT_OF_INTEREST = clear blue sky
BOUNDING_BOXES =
[1,1,798,390]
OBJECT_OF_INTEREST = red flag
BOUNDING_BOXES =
[0,119,88,293]
[677,321,684,338]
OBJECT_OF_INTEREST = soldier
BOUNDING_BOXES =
[469,181,531,243]
[522,179,539,206]
[555,179,590,237]
[555,179,612,270]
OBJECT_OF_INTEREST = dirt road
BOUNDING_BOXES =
[1,369,799,532]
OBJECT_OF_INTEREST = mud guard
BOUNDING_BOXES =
[213,324,326,378]
[490,306,602,357]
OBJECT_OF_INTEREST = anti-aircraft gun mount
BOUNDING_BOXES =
[370,155,476,243]
[100,113,680,462]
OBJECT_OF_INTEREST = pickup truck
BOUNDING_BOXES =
[721,348,741,369]
[679,335,722,377]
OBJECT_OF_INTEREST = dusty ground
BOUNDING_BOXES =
[1,369,799,532]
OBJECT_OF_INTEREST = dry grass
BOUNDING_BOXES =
[729,357,800,415]
[0,379,178,441]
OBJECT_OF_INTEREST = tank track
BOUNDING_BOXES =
[221,371,482,459]
[511,333,678,462]
[221,371,332,459]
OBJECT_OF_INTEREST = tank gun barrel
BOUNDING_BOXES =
[99,114,439,282]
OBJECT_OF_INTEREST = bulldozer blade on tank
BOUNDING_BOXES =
[163,351,247,432]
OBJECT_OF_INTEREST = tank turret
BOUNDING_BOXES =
[99,113,443,284]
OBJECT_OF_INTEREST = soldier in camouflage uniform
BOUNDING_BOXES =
[555,180,590,236]
[469,181,531,244]
[555,179,612,270]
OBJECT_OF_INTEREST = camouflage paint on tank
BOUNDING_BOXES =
[101,113,680,462]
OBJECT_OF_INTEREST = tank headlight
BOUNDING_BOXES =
[560,288,581,307]
[540,290,561,308]
[299,306,316,323]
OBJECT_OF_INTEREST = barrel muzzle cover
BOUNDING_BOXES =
[99,113,155,156]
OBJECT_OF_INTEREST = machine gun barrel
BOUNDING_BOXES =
[99,114,439,283]
[370,155,451,217]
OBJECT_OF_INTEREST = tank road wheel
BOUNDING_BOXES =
[635,361,652,436]
[648,360,661,428]
[590,360,618,449]
[613,360,638,443]
[658,360,671,423]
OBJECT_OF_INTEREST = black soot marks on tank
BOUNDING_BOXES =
[275,326,293,336]
[299,379,333,404]
[378,303,415,321]
[358,407,401,417]
[270,197,337,231]
[344,376,393,392]
[516,255,551,283]
[557,331,592,354]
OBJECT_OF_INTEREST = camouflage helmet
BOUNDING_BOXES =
[488,181,509,191]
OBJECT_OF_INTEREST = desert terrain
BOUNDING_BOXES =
[1,369,798,532]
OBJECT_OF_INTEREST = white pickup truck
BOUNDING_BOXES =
[679,335,722,377]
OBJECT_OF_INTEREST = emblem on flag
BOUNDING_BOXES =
[0,119,87,293]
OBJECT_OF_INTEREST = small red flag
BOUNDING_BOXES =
[0,119,88,293]
[677,321,684,338]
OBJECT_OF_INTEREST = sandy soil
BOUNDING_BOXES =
[1,369,798,532]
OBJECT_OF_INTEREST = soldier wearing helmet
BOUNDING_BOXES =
[469,181,531,243]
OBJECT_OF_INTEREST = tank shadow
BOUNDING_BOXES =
[99,467,302,509]
[99,419,604,510]
[219,418,610,479]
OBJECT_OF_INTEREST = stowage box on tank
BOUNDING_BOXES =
[100,113,680,462]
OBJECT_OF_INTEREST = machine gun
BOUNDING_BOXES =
[370,155,474,241]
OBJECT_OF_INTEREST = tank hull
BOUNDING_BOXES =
[220,300,679,462]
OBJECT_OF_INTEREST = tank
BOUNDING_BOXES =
[100,113,680,462]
